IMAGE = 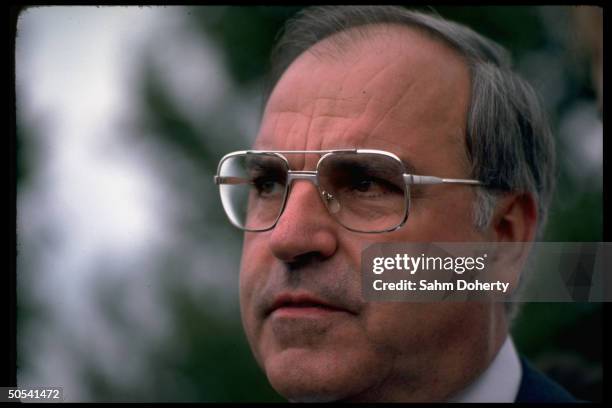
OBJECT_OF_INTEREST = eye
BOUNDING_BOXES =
[348,176,401,198]
[355,180,375,192]
[253,177,284,198]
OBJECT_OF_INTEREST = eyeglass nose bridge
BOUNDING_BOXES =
[284,170,344,217]
[285,170,326,202]
[286,170,319,186]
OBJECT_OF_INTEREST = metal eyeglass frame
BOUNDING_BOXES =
[213,149,483,233]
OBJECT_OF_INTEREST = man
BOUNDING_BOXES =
[214,6,577,402]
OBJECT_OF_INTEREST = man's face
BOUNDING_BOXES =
[239,26,503,402]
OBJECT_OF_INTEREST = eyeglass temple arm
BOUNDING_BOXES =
[404,174,482,186]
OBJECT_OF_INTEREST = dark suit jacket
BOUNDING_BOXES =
[515,357,581,402]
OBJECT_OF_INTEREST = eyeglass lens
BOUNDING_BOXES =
[218,152,408,232]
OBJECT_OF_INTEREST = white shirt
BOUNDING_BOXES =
[449,336,522,403]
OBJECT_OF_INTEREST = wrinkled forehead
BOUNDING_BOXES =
[262,23,469,112]
[255,24,472,172]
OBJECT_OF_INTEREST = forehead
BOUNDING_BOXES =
[256,24,471,172]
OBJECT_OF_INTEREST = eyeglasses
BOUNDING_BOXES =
[213,149,482,233]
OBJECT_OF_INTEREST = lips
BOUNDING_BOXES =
[266,292,351,317]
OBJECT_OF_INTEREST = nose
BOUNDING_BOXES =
[268,180,338,263]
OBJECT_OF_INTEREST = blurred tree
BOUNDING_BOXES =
[570,7,602,112]
[189,6,303,86]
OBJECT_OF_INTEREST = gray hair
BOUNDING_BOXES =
[263,6,556,322]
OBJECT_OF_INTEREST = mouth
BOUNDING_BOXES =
[266,293,352,318]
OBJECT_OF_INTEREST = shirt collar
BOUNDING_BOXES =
[448,336,522,403]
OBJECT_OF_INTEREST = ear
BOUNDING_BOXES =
[490,192,538,243]
[485,192,538,297]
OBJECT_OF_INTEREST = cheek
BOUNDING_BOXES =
[362,302,491,377]
[365,303,462,347]
[401,190,483,241]
[239,234,272,361]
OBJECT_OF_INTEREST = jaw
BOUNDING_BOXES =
[263,345,392,402]
[245,299,509,402]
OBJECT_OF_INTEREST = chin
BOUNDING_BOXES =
[263,348,382,402]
